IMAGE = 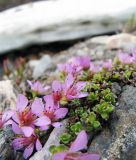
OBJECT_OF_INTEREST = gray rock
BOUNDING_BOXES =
[90,33,136,52]
[0,126,15,160]
[30,119,68,160]
[0,80,17,112]
[0,0,136,53]
[118,85,136,112]
[112,82,122,95]
[29,55,54,79]
[89,85,136,160]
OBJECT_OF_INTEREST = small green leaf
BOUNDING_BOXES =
[101,113,109,120]
[60,133,72,144]
[93,121,101,129]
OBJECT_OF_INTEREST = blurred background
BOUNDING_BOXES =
[0,0,136,83]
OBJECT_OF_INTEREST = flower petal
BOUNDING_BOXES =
[21,126,34,137]
[52,80,62,92]
[2,110,14,123]
[34,116,51,127]
[76,82,86,91]
[40,125,50,131]
[65,74,74,89]
[52,122,62,128]
[16,94,28,113]
[12,137,26,150]
[27,80,33,86]
[12,122,22,134]
[36,139,42,151]
[54,108,68,119]
[77,92,88,98]
[53,152,67,160]
[69,130,88,152]
[44,95,54,111]
[79,154,101,160]
[31,98,44,117]
[12,112,20,124]
[23,144,34,159]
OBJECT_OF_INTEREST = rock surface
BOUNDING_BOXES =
[89,85,136,160]
[0,126,14,160]
[0,0,136,53]
[28,55,54,79]
[0,80,17,112]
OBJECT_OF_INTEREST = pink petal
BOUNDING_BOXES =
[4,119,13,126]
[54,108,68,119]
[32,81,41,91]
[44,86,50,91]
[21,126,34,137]
[53,152,67,160]
[34,116,51,127]
[40,125,50,131]
[52,122,62,128]
[23,144,34,159]
[12,137,26,150]
[27,80,33,86]
[2,110,14,123]
[79,154,101,160]
[16,94,28,113]
[65,74,74,89]
[12,112,20,124]
[76,82,86,91]
[12,122,22,134]
[69,130,88,152]
[36,139,42,151]
[31,98,44,117]
[77,92,88,98]
[44,95,54,110]
[52,80,62,92]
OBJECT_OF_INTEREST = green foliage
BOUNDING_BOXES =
[92,73,103,83]
[86,112,101,129]
[101,88,116,104]
[75,107,84,115]
[93,102,114,120]
[70,99,81,107]
[112,72,120,80]
[70,122,82,134]
[60,133,72,144]
[88,91,99,102]
[123,70,132,80]
[49,144,68,155]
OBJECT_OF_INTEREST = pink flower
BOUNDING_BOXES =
[132,49,136,62]
[70,56,91,69]
[12,94,50,137]
[31,95,68,129]
[0,111,14,129]
[90,63,102,73]
[27,80,50,95]
[12,134,42,159]
[53,130,101,160]
[52,74,88,103]
[103,59,112,70]
[118,53,133,64]
[57,63,81,78]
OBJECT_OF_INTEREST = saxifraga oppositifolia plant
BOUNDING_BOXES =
[1,49,136,159]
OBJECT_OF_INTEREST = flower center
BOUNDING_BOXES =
[19,108,36,126]
[21,135,36,147]
[53,91,62,102]
[44,110,55,120]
